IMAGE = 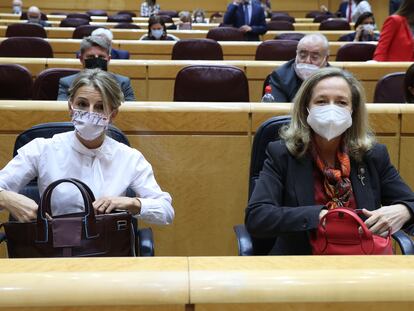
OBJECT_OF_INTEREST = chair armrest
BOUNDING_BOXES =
[233,224,253,256]
[392,230,414,255]
[137,227,154,257]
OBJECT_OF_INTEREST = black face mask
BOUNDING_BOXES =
[84,57,108,71]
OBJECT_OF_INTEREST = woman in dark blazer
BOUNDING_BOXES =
[373,0,414,61]
[245,67,414,255]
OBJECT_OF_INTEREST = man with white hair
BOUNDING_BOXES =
[91,28,130,59]
[26,6,50,27]
[268,33,330,102]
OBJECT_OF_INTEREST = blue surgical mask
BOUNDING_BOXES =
[12,5,22,14]
[151,29,164,39]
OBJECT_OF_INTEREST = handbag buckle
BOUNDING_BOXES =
[117,220,128,231]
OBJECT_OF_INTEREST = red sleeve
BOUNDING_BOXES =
[373,16,400,61]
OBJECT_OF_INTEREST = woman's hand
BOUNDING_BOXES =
[362,205,412,237]
[93,196,141,215]
[354,25,364,41]
[0,190,38,222]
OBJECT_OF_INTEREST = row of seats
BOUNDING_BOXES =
[0,35,377,62]
[0,63,405,103]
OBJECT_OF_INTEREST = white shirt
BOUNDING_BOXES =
[351,1,371,23]
[0,132,174,225]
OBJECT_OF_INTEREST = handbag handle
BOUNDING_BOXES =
[36,178,97,242]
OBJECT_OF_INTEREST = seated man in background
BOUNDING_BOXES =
[12,0,22,14]
[58,35,135,101]
[26,6,50,27]
[223,0,267,41]
[269,33,329,102]
[91,28,130,59]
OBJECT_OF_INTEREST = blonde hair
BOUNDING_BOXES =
[280,67,375,161]
[68,69,124,113]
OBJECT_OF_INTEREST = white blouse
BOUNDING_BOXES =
[0,131,174,225]
[351,1,371,23]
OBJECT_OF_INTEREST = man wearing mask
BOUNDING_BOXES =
[268,33,329,102]
[12,0,22,14]
[58,35,135,101]
[26,6,50,27]
[223,0,267,41]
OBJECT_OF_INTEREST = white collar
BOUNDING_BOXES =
[70,131,114,159]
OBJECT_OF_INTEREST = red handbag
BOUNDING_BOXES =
[310,208,393,255]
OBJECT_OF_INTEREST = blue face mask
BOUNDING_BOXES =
[12,5,22,14]
[151,29,164,39]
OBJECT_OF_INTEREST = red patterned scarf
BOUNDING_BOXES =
[313,145,353,209]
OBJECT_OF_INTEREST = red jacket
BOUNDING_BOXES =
[373,15,414,61]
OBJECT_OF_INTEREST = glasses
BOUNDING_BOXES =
[296,50,325,64]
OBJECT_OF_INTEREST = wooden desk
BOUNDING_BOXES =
[1,58,401,103]
[0,25,357,41]
[0,257,189,310]
[0,256,413,310]
[0,102,411,258]
[189,256,414,311]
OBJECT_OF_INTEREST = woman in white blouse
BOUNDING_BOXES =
[0,69,174,225]
[140,0,160,17]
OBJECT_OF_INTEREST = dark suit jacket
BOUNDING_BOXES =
[223,1,267,41]
[57,72,136,101]
[269,59,302,102]
[245,141,414,255]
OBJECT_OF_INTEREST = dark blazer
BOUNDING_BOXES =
[269,59,302,102]
[57,72,136,101]
[338,31,379,42]
[245,141,414,255]
[223,1,267,41]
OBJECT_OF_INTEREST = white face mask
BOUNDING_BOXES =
[71,109,110,141]
[294,63,320,80]
[12,5,22,14]
[195,16,203,23]
[362,24,375,32]
[151,29,164,39]
[307,104,352,141]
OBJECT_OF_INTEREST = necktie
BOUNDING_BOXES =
[347,0,352,23]
[244,3,250,25]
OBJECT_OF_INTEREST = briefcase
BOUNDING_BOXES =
[2,178,135,257]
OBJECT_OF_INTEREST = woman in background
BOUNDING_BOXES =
[140,15,179,41]
[339,12,379,42]
[374,0,414,61]
[193,9,206,23]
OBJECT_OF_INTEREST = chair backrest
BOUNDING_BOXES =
[174,65,249,102]
[117,10,137,17]
[209,12,223,23]
[107,14,133,23]
[270,15,295,23]
[20,12,48,20]
[67,13,91,21]
[32,68,81,100]
[313,14,332,23]
[274,32,305,41]
[319,18,350,30]
[13,122,130,157]
[306,11,323,18]
[72,25,101,39]
[6,23,47,38]
[114,22,141,29]
[374,72,405,103]
[171,39,223,60]
[86,10,108,16]
[266,20,294,31]
[60,17,90,27]
[255,39,298,61]
[158,10,178,17]
[158,15,174,24]
[335,42,376,61]
[249,116,291,254]
[207,27,245,41]
[0,37,53,58]
[0,64,33,99]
